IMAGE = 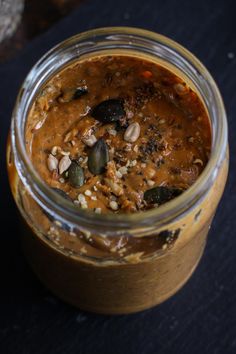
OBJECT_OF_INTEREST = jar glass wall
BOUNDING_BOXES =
[7,27,228,314]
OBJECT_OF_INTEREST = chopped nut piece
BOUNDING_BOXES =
[193,158,203,166]
[124,122,141,143]
[124,252,144,263]
[126,111,134,119]
[109,200,119,210]
[95,208,102,214]
[78,194,86,203]
[174,83,188,95]
[116,171,123,179]
[60,150,70,156]
[47,154,58,171]
[147,180,155,187]
[130,159,137,167]
[124,144,132,152]
[108,129,117,136]
[118,166,128,175]
[59,155,71,174]
[51,146,58,156]
[82,134,97,147]
[85,190,92,196]
[104,178,124,196]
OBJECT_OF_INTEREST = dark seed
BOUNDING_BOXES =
[52,188,72,201]
[73,87,88,100]
[88,138,109,175]
[144,186,182,205]
[91,99,125,123]
[115,118,129,131]
[158,229,180,247]
[68,161,84,188]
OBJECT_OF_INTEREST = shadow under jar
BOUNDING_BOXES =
[7,27,228,314]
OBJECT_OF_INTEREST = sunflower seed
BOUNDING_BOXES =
[59,155,71,174]
[124,122,141,143]
[47,154,58,171]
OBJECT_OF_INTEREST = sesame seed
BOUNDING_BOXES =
[85,190,92,196]
[91,196,97,201]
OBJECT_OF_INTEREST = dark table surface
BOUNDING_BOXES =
[0,0,236,353]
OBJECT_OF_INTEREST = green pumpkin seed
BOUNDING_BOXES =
[144,186,182,205]
[52,188,72,201]
[68,161,84,188]
[88,138,109,175]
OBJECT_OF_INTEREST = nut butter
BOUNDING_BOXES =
[7,28,228,314]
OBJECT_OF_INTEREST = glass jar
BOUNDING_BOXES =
[7,27,228,314]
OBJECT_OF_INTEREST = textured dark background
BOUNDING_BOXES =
[0,0,236,353]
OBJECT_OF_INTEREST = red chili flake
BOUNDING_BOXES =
[141,70,153,79]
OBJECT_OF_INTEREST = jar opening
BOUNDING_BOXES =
[12,27,228,230]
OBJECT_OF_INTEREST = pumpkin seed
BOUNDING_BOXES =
[73,86,88,100]
[68,161,84,188]
[144,186,182,205]
[52,188,72,201]
[88,138,109,175]
[91,99,125,123]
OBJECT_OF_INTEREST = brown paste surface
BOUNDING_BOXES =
[26,55,211,216]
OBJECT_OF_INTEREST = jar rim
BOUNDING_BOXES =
[12,26,228,231]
